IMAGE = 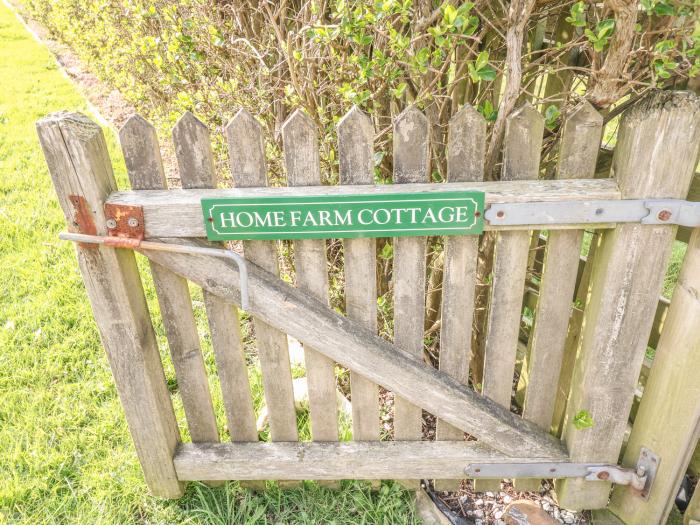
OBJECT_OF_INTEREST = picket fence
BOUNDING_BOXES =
[39,89,700,524]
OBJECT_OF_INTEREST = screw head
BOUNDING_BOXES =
[496,210,505,218]
[657,210,672,222]
[106,218,117,229]
[127,217,140,228]
[597,471,610,480]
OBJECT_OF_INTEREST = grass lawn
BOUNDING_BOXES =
[0,4,419,523]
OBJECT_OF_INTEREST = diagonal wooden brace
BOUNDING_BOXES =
[139,238,567,460]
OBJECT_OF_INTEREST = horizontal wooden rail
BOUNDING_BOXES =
[140,239,568,460]
[107,179,620,238]
[173,441,566,481]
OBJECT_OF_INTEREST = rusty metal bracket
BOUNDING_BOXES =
[68,195,97,248]
[104,203,145,241]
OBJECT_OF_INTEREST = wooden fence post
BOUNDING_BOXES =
[556,90,700,510]
[37,112,184,498]
[607,227,700,523]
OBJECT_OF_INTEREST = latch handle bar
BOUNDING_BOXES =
[59,232,250,310]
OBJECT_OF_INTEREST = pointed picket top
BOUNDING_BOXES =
[119,114,166,189]
[225,108,267,188]
[447,105,486,183]
[172,111,216,189]
[337,105,374,185]
[393,105,430,183]
[557,101,603,181]
[502,103,544,182]
[282,109,320,186]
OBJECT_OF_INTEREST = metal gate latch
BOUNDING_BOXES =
[465,447,659,500]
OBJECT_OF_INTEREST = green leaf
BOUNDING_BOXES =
[573,410,595,430]
[654,2,674,15]
[565,1,587,27]
[391,82,407,99]
[442,4,458,26]
[477,65,496,82]
[379,243,393,260]
[544,104,561,130]
[475,50,489,70]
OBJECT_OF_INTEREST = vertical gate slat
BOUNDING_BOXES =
[337,107,381,451]
[172,112,259,485]
[477,104,543,492]
[392,106,430,490]
[224,109,300,489]
[514,102,602,491]
[282,110,340,489]
[121,115,220,447]
[434,105,486,492]
[556,90,700,510]
[38,112,183,498]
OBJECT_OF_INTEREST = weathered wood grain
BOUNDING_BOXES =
[337,107,380,447]
[435,105,485,492]
[392,106,430,489]
[140,240,568,460]
[516,102,602,491]
[478,104,543,492]
[225,109,299,489]
[173,441,564,481]
[282,110,340,489]
[556,90,700,510]
[38,112,184,498]
[106,178,621,239]
[121,115,220,446]
[608,228,700,523]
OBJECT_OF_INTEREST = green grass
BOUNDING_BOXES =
[0,4,419,523]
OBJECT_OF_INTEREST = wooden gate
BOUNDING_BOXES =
[39,89,700,520]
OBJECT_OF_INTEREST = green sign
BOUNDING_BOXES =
[202,191,484,240]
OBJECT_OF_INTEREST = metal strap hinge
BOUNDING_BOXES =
[465,447,659,500]
[485,199,700,227]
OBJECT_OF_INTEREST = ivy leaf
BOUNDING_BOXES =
[573,410,595,430]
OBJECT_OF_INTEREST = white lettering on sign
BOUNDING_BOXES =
[220,206,474,229]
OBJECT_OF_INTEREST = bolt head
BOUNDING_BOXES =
[657,210,672,222]
[106,218,117,229]
[127,217,140,228]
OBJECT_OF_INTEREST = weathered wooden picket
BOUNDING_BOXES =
[39,89,700,523]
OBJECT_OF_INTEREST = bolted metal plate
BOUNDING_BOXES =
[464,462,596,479]
[485,199,700,228]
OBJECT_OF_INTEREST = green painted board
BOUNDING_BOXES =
[202,191,484,240]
